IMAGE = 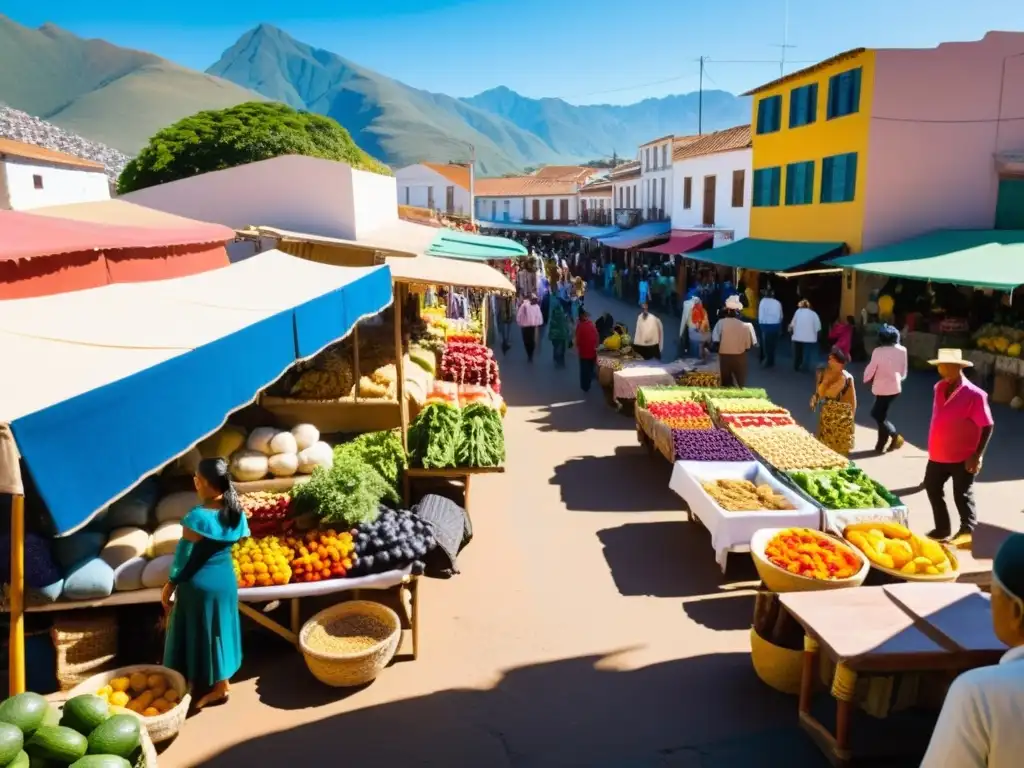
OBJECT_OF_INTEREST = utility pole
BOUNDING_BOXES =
[469,143,476,228]
[698,56,705,135]
[771,0,796,77]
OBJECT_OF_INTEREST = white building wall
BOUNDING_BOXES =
[640,140,674,217]
[394,164,470,214]
[670,148,752,244]
[475,196,526,222]
[523,195,577,221]
[1,158,110,211]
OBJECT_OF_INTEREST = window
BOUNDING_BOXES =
[821,153,858,203]
[426,187,434,209]
[827,68,862,120]
[33,174,43,190]
[545,199,554,220]
[660,177,666,212]
[645,147,650,170]
[619,187,624,207]
[752,167,782,207]
[756,95,782,134]
[731,169,745,207]
[403,186,410,204]
[789,83,818,128]
[683,177,692,209]
[598,198,604,210]
[702,176,716,226]
[661,145,668,168]
[490,200,497,219]
[785,161,815,205]
[503,200,510,220]
[559,199,569,220]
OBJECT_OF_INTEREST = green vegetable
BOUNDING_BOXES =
[0,693,50,736]
[24,726,87,765]
[292,446,391,526]
[408,403,461,469]
[788,468,898,510]
[337,431,406,498]
[6,751,28,768]
[84,715,140,761]
[59,696,109,737]
[455,404,505,468]
[0,722,24,766]
[70,756,131,768]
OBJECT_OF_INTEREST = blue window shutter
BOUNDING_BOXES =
[771,167,781,205]
[756,101,765,133]
[773,96,782,130]
[806,162,815,203]
[821,157,833,202]
[808,83,818,124]
[826,75,837,119]
[850,69,862,115]
[844,153,858,200]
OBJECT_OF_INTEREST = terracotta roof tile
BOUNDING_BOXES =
[0,137,106,171]
[609,160,641,180]
[673,125,751,161]
[474,176,577,197]
[422,162,471,190]
[579,179,612,194]
[672,135,702,148]
[533,165,596,182]
[743,48,866,96]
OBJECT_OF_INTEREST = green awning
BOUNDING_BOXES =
[828,230,1024,290]
[426,230,528,261]
[690,238,846,271]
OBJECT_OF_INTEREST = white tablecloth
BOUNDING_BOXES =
[669,460,821,571]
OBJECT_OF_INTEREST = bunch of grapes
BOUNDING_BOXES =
[240,491,293,536]
[349,508,436,576]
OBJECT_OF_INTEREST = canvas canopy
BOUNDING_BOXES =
[0,249,392,534]
[426,229,527,261]
[692,238,845,271]
[828,229,1024,290]
[386,254,514,293]
[597,221,672,250]
[478,221,620,238]
[642,231,713,255]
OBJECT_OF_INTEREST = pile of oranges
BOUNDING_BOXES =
[285,529,356,582]
[231,535,294,588]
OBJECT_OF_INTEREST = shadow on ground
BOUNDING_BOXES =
[528,398,634,433]
[552,448,679,512]
[199,651,832,768]
[597,521,759,599]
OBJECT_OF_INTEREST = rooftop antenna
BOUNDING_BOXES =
[770,0,796,77]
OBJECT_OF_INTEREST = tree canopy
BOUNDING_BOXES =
[118,101,391,193]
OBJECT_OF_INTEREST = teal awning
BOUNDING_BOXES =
[828,230,1024,290]
[426,229,528,261]
[691,238,846,271]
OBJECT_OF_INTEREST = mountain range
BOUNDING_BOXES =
[0,15,751,175]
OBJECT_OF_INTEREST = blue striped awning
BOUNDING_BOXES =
[597,221,672,250]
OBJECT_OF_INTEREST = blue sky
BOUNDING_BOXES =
[6,0,1024,104]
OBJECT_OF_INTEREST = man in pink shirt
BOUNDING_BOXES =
[924,349,994,546]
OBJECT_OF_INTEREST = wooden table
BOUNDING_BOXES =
[780,583,1005,766]
[402,466,505,514]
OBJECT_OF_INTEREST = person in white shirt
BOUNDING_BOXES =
[920,532,1024,768]
[757,289,784,368]
[788,299,822,372]
[633,302,664,361]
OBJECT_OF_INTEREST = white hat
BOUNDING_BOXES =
[928,348,973,367]
[725,295,743,311]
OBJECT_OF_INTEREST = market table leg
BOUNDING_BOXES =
[411,577,420,660]
[290,598,301,636]
[462,475,472,515]
[239,602,297,646]
[798,635,818,716]
[830,662,857,763]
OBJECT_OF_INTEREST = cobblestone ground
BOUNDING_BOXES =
[164,287,1022,768]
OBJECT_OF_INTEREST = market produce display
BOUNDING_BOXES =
[408,401,505,469]
[842,522,953,575]
[671,429,754,462]
[636,386,766,407]
[700,480,796,511]
[719,413,796,429]
[974,324,1023,357]
[788,468,899,510]
[732,426,848,470]
[349,508,437,576]
[407,345,437,376]
[763,528,862,580]
[284,530,355,582]
[286,328,396,399]
[706,398,789,416]
[232,535,294,587]
[228,424,333,482]
[291,445,398,527]
[304,612,392,655]
[646,401,714,430]
[0,691,143,767]
[675,372,720,388]
[240,492,293,537]
[94,672,177,719]
[339,430,406,500]
[439,342,501,393]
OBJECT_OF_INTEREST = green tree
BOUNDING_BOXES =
[118,101,391,193]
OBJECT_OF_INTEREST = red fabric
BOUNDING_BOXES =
[642,231,713,255]
[928,378,994,463]
[828,322,853,357]
[575,319,599,360]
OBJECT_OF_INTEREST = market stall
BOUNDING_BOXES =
[1,250,394,695]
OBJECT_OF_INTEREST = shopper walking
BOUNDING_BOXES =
[713,295,756,387]
[632,302,664,360]
[497,293,516,355]
[575,308,599,392]
[757,289,783,367]
[923,349,994,545]
[789,299,822,372]
[811,347,857,456]
[548,301,570,368]
[863,324,908,453]
[516,294,543,363]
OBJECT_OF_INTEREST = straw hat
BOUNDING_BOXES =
[928,348,973,367]
[725,295,743,311]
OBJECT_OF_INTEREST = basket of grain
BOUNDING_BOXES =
[68,664,190,744]
[299,600,402,687]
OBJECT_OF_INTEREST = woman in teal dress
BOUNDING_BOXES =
[161,457,249,710]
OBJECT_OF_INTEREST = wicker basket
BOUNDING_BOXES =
[68,664,190,745]
[299,601,401,687]
[52,611,119,692]
[749,627,803,695]
[750,528,870,593]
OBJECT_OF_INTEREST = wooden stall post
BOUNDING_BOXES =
[352,324,361,403]
[8,494,26,695]
[395,283,408,452]
[480,292,489,344]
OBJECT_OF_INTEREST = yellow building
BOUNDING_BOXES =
[746,48,874,253]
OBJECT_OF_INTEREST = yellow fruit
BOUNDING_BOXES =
[1009,343,1022,358]
[901,561,918,574]
[918,537,948,567]
[152,698,171,714]
[129,672,148,693]
[861,544,894,570]
[110,677,131,693]
[866,528,885,542]
[846,521,910,540]
[846,531,869,552]
[142,707,160,718]
[912,556,932,569]
[935,559,951,573]
[163,689,179,704]
[96,690,110,703]
[994,336,1010,354]
[109,691,130,708]
[888,539,914,569]
[97,685,113,697]
[147,674,168,696]
[924,566,940,575]
[133,691,155,710]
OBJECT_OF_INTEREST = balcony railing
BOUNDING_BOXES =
[579,210,613,226]
[645,207,668,222]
